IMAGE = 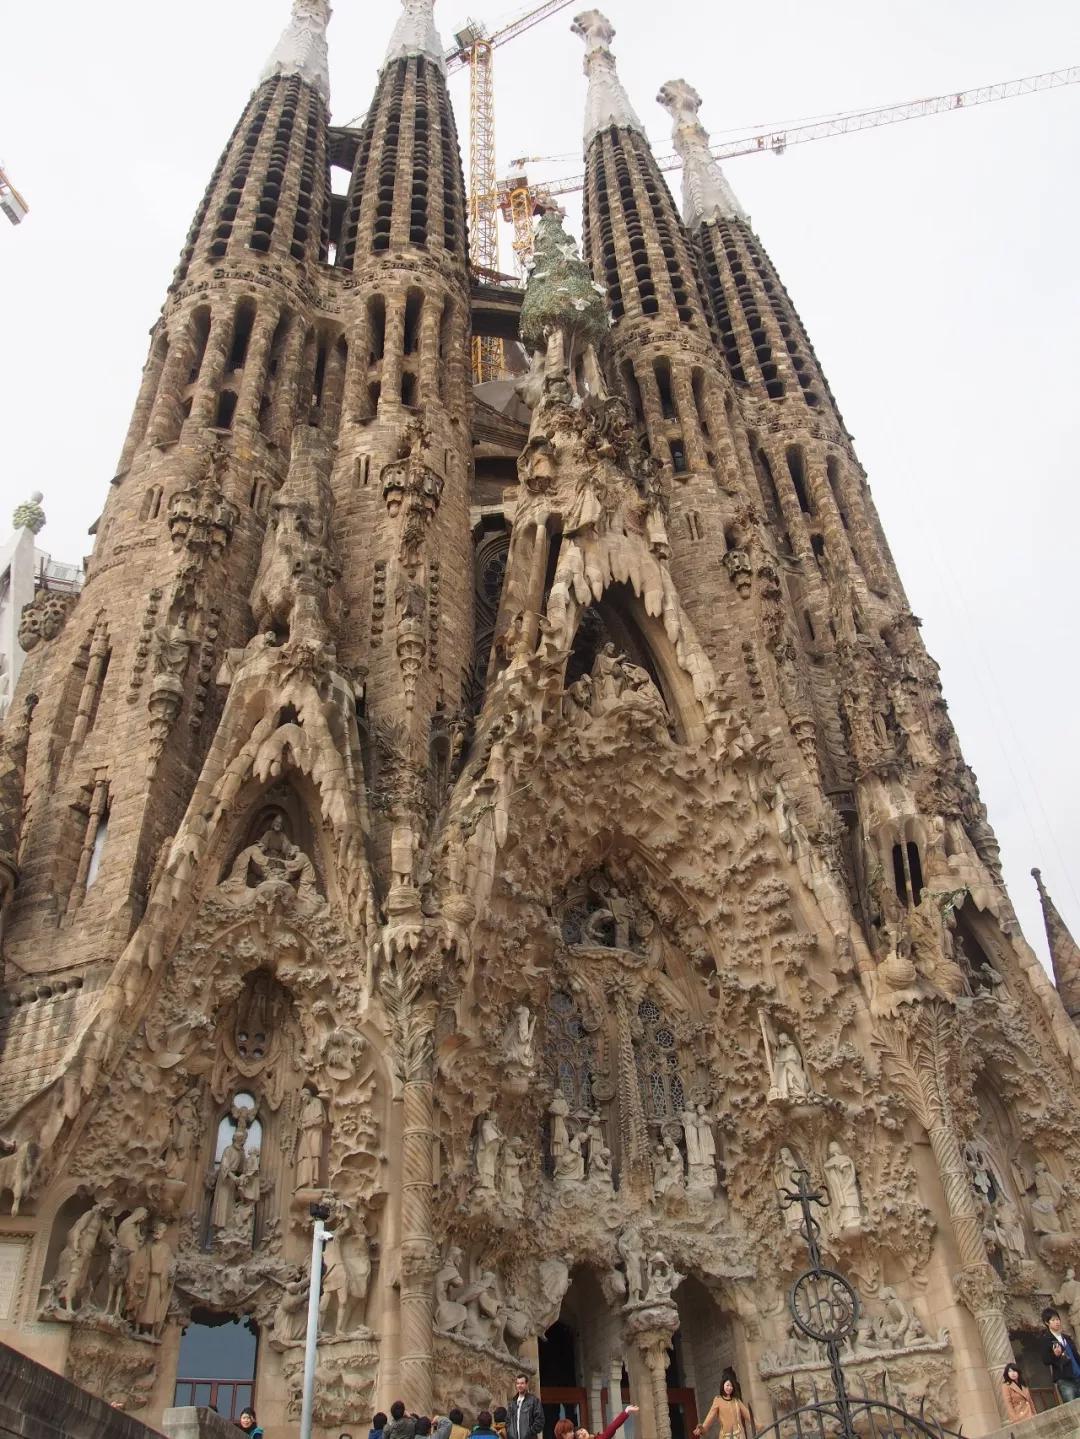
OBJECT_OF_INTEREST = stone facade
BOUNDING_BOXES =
[1,3,1079,1437]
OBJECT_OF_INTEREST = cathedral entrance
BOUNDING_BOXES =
[174,1310,258,1420]
[540,1272,728,1439]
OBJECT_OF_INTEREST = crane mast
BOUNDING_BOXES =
[0,165,29,226]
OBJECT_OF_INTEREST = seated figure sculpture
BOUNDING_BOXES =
[220,813,322,913]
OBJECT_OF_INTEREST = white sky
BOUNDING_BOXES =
[1,0,1078,971]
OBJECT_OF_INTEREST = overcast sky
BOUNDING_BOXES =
[2,0,1078,971]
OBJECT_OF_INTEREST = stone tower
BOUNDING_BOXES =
[1,3,1078,1436]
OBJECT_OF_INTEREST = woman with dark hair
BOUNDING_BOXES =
[236,1408,264,1439]
[555,1401,640,1439]
[694,1377,753,1439]
[1001,1363,1036,1422]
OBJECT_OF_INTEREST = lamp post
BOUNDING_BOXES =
[300,1201,333,1439]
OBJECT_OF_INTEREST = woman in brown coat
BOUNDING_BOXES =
[694,1378,753,1439]
[1001,1364,1037,1423]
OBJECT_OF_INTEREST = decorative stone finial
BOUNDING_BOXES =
[520,211,608,356]
[259,0,332,103]
[657,79,748,227]
[572,10,644,149]
[1032,868,1080,1023]
[384,0,447,76]
[13,491,45,535]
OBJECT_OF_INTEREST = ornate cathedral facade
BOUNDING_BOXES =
[2,1,1080,1435]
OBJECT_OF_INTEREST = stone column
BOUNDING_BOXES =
[626,1317,675,1439]
[877,1004,1012,1419]
[608,1355,625,1423]
[398,994,439,1414]
[188,308,234,429]
[235,304,281,428]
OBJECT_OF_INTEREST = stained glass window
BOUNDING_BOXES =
[544,990,596,1112]
[635,996,686,1120]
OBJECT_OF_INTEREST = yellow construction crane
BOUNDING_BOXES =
[445,0,576,380]
[0,165,29,226]
[524,64,1080,199]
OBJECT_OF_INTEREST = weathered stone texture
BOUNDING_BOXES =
[0,5,1077,1439]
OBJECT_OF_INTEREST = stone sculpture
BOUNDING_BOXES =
[681,1105,717,1194]
[107,1208,148,1319]
[295,1088,328,1191]
[504,1006,538,1069]
[502,1138,526,1212]
[272,1277,310,1346]
[320,1212,371,1337]
[475,1114,503,1193]
[653,1136,685,1197]
[771,1034,812,1101]
[618,1227,647,1305]
[56,1204,110,1313]
[548,1090,571,1162]
[823,1142,863,1233]
[130,1221,175,1337]
[554,1131,586,1185]
[774,1148,804,1233]
[221,815,321,912]
[1031,1162,1066,1234]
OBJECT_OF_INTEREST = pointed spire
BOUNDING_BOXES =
[571,10,644,149]
[384,0,447,76]
[657,79,747,227]
[259,0,332,102]
[1033,868,1080,1022]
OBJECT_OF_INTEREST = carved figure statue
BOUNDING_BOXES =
[774,1147,804,1233]
[584,871,633,949]
[771,1034,811,1101]
[320,1212,371,1337]
[823,1142,862,1232]
[590,1143,614,1191]
[504,1006,538,1069]
[584,1111,606,1169]
[645,1251,682,1306]
[991,1196,1028,1260]
[1031,1162,1065,1235]
[476,1114,503,1193]
[107,1208,148,1319]
[436,1246,469,1334]
[503,1138,526,1213]
[272,1277,309,1346]
[295,1088,327,1191]
[222,814,320,911]
[554,1130,586,1185]
[462,1268,502,1345]
[874,1287,926,1348]
[618,1227,647,1305]
[548,1089,570,1163]
[1054,1269,1080,1337]
[682,1105,717,1192]
[653,1136,685,1197]
[163,1089,201,1181]
[56,1204,110,1313]
[210,1129,248,1231]
[132,1221,175,1337]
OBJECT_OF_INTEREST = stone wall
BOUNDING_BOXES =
[981,1398,1080,1439]
[0,1340,161,1439]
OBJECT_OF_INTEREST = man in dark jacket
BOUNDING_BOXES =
[1042,1307,1080,1402]
[385,1402,418,1439]
[506,1375,544,1439]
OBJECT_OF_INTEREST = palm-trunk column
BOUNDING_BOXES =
[877,1005,1012,1422]
[396,993,439,1413]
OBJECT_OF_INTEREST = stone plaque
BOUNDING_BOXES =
[0,1239,28,1321]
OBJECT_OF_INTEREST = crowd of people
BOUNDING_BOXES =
[224,1318,1080,1439]
[350,1375,639,1439]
